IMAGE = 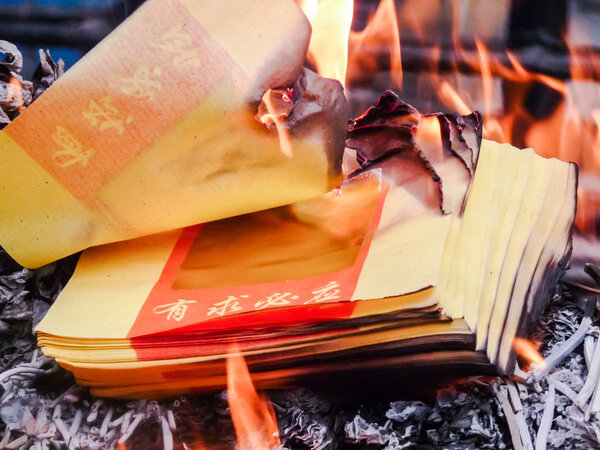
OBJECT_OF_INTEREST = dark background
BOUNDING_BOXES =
[0,0,144,76]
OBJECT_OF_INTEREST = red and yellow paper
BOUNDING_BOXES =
[0,0,342,268]
[37,173,451,365]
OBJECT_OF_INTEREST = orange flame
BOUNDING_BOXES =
[299,0,318,23]
[438,81,471,116]
[436,41,508,142]
[519,40,600,235]
[300,1,600,236]
[299,0,354,87]
[472,40,506,142]
[513,337,545,369]
[299,0,402,91]
[438,79,506,143]
[348,0,403,90]
[504,52,566,94]
[226,347,280,449]
[457,38,600,236]
[474,39,493,116]
[258,89,294,158]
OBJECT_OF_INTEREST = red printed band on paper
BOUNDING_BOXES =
[127,185,389,347]
[3,0,241,210]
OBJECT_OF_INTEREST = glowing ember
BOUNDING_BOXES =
[226,347,280,449]
[513,337,545,369]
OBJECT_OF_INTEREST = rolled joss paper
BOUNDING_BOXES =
[0,0,347,268]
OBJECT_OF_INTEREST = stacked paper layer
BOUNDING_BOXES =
[37,108,577,397]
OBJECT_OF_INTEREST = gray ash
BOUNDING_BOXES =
[0,40,63,129]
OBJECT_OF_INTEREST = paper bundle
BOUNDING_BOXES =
[0,0,347,268]
[37,93,577,398]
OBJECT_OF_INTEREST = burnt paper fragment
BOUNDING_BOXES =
[363,150,444,213]
[347,91,476,214]
[285,68,348,177]
[346,91,444,211]
[0,43,63,129]
[415,114,473,215]
[438,114,475,175]
[347,90,420,162]
[256,68,348,178]
[442,112,484,175]
[0,107,9,129]
[347,91,484,216]
[0,41,23,74]
[32,49,65,101]
[0,73,30,124]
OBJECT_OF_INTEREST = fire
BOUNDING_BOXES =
[257,88,294,158]
[298,0,318,23]
[513,337,545,369]
[432,35,600,239]
[299,0,354,87]
[299,0,600,237]
[438,81,471,116]
[226,347,280,449]
[440,39,508,143]
[504,52,566,94]
[474,39,493,118]
[299,0,401,90]
[347,0,402,90]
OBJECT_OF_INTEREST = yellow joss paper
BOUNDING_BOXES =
[36,172,450,343]
[0,0,347,268]
[37,172,456,397]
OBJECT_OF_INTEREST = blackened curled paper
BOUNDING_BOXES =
[346,90,483,214]
[256,68,348,178]
[32,49,65,101]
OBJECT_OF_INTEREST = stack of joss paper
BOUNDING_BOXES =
[35,91,577,398]
[0,0,577,399]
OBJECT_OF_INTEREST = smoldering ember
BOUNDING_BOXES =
[2,0,600,449]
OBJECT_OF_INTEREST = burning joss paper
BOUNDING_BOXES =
[0,0,347,268]
[37,93,577,398]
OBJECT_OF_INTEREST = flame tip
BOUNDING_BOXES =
[513,337,545,368]
[226,349,280,449]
